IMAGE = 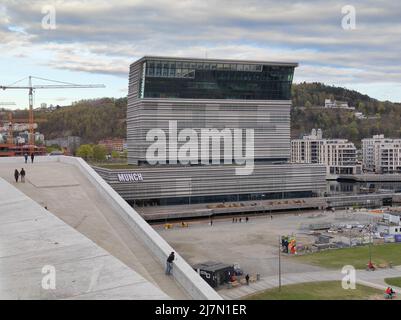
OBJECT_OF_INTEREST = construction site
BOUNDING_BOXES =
[0,76,105,157]
[156,207,401,299]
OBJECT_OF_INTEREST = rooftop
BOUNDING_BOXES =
[133,55,298,67]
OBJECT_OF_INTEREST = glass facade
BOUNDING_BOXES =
[129,190,315,208]
[140,59,295,100]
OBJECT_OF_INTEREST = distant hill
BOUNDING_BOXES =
[291,82,401,147]
[7,82,399,148]
[35,97,127,143]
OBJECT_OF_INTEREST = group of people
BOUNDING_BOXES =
[230,273,251,285]
[232,217,249,223]
[14,168,26,183]
[13,153,35,183]
[24,153,35,164]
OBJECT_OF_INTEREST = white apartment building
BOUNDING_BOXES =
[291,129,358,176]
[362,135,401,173]
[324,99,354,109]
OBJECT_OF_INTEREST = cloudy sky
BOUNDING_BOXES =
[1,0,401,109]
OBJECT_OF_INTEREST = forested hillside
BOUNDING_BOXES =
[19,82,400,147]
[291,83,401,147]
[36,97,127,142]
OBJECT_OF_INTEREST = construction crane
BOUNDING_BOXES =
[0,102,16,107]
[0,76,105,153]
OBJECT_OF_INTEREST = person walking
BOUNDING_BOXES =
[166,252,175,275]
[30,153,35,163]
[24,153,28,164]
[246,217,249,223]
[20,168,26,183]
[245,274,250,285]
[14,169,19,183]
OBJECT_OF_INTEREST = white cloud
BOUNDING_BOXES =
[0,0,400,101]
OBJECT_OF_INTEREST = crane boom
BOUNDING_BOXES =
[1,85,105,89]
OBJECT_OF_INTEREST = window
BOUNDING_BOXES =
[142,59,295,100]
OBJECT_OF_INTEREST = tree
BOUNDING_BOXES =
[111,150,120,159]
[76,144,93,160]
[92,144,107,162]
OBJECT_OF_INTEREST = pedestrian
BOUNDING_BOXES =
[20,168,26,183]
[165,252,175,275]
[245,274,250,285]
[14,169,19,183]
[210,219,213,226]
[24,153,28,164]
[232,217,235,223]
[246,217,249,223]
[239,218,242,223]
[271,215,273,220]
[31,153,35,163]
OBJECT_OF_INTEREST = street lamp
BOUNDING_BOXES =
[369,219,373,265]
[278,235,282,292]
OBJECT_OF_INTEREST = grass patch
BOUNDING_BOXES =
[246,281,382,300]
[295,243,401,269]
[385,277,401,288]
[90,163,138,169]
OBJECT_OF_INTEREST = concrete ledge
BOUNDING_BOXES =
[52,156,222,300]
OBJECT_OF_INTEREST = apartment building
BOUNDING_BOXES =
[291,129,358,176]
[362,135,401,173]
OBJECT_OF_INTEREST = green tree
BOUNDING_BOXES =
[92,144,107,162]
[111,150,120,159]
[76,144,93,160]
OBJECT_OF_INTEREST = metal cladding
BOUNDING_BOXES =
[127,98,291,165]
[95,163,326,202]
[119,56,327,204]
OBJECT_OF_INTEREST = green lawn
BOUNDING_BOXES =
[385,277,401,288]
[246,281,383,300]
[295,243,401,269]
[90,163,138,169]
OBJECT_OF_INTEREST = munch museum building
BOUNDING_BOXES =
[95,56,326,208]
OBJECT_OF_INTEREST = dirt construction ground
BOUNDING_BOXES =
[155,210,377,278]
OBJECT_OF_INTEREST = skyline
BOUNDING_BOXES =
[1,0,401,109]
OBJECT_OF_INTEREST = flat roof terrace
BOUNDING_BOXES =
[0,178,169,299]
[0,158,188,299]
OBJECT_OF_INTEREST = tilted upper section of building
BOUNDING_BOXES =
[129,56,298,100]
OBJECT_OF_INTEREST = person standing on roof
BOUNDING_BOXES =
[245,274,250,285]
[20,168,26,183]
[14,169,19,183]
[166,252,175,275]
